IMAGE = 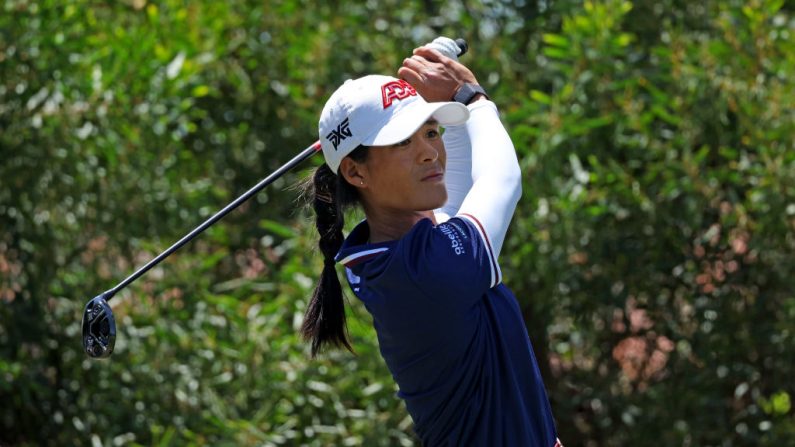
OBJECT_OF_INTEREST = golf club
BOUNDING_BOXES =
[82,37,469,359]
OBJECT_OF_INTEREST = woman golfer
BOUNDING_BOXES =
[301,44,561,446]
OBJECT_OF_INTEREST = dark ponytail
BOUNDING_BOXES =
[301,145,368,357]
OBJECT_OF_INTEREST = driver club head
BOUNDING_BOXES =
[82,294,117,359]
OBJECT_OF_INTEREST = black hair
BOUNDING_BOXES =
[300,145,369,357]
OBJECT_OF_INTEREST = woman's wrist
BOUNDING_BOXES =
[468,93,488,104]
[453,83,489,105]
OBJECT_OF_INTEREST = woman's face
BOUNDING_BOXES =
[341,120,447,214]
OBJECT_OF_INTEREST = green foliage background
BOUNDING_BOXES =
[1,0,794,445]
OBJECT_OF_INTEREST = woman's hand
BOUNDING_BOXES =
[397,47,480,103]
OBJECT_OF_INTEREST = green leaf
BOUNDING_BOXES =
[543,47,570,59]
[614,33,634,47]
[542,33,569,47]
[761,391,792,415]
[530,90,552,105]
[651,104,681,126]
[259,218,296,238]
[192,85,211,97]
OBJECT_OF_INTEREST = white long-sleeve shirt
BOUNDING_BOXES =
[436,100,522,261]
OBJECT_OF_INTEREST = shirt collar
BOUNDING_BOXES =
[334,220,393,268]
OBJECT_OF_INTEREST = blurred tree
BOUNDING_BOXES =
[504,0,795,445]
[1,0,793,446]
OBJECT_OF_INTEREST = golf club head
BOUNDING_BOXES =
[82,294,116,359]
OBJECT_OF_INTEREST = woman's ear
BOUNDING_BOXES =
[339,157,367,189]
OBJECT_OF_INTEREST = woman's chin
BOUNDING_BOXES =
[418,189,448,211]
[384,185,446,213]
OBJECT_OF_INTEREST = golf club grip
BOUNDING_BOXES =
[426,37,468,60]
[105,141,321,300]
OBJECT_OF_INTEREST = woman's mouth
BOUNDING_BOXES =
[422,171,445,182]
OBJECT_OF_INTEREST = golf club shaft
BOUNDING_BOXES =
[104,140,322,301]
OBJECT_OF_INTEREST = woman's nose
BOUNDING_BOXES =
[418,140,439,163]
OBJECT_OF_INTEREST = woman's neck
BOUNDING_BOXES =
[364,206,436,243]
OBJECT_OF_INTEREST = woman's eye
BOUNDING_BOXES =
[426,129,440,138]
[396,138,411,147]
